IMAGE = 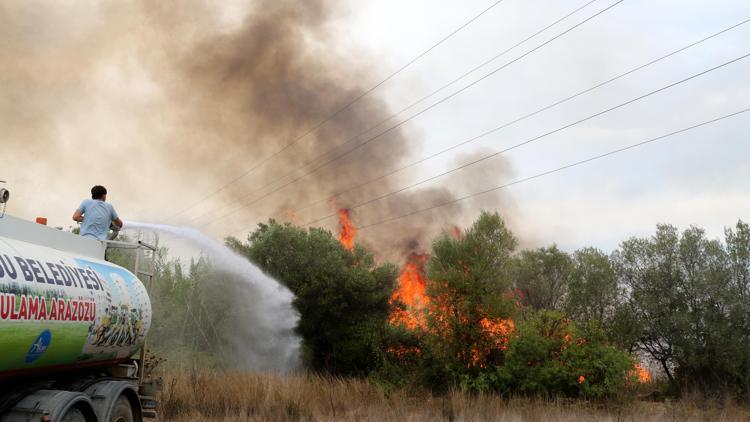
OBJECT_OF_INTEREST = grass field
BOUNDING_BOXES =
[158,371,750,421]
[0,322,87,371]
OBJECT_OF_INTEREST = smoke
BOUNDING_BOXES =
[1,0,515,262]
[123,221,300,371]
[1,0,518,367]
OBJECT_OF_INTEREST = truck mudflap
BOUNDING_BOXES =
[0,389,97,422]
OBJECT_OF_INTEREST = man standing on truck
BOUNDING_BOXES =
[72,185,123,240]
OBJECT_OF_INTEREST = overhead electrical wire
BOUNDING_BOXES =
[257,0,601,201]
[186,0,606,226]
[295,52,750,227]
[354,107,750,231]
[205,0,625,223]
[195,0,627,227]
[164,0,508,220]
[278,17,750,218]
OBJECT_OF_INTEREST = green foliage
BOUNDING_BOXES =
[614,221,750,399]
[230,219,397,376]
[423,211,517,382]
[148,257,230,367]
[109,209,750,402]
[381,212,636,400]
[428,211,517,305]
[513,245,572,311]
[496,311,634,399]
[565,248,618,324]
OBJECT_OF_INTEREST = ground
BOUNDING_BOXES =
[157,371,750,421]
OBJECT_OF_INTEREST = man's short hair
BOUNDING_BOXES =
[91,185,107,200]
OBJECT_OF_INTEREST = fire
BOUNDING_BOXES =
[283,209,299,223]
[386,345,422,359]
[467,317,516,368]
[388,253,430,330]
[631,363,651,383]
[387,251,517,368]
[479,317,514,351]
[336,208,356,251]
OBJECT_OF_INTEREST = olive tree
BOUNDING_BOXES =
[512,245,572,311]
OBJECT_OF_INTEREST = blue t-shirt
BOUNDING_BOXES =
[78,199,118,240]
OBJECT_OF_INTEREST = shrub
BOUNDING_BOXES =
[496,311,634,399]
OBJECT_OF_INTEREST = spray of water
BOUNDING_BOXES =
[123,220,300,371]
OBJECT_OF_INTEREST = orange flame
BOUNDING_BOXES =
[631,363,651,383]
[389,253,430,330]
[479,317,515,351]
[337,208,356,251]
[466,317,516,368]
[387,252,517,368]
[386,345,422,359]
[283,209,299,224]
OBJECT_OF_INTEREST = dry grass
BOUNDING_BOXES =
[157,370,749,421]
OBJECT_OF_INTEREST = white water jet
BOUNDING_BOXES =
[123,221,300,371]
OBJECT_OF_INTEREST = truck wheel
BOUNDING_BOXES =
[61,407,87,422]
[111,396,134,422]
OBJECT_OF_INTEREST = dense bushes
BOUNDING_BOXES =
[132,212,750,401]
[614,221,750,398]
[228,220,398,376]
[496,312,633,399]
[377,213,634,398]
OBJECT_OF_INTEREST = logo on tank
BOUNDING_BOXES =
[25,330,52,364]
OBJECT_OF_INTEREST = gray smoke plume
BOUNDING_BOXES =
[1,0,516,365]
[142,0,516,261]
[1,0,515,259]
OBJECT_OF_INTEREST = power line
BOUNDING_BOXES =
[355,107,750,231]
[298,52,750,226]
[186,0,604,227]
[281,17,750,218]
[215,0,625,220]
[198,0,627,227]
[265,0,601,199]
[164,0,507,220]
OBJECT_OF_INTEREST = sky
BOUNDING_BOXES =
[1,0,749,258]
[340,0,750,251]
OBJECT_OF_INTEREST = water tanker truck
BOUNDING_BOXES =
[0,193,158,421]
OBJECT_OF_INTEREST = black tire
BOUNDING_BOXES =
[111,395,134,422]
[61,407,87,422]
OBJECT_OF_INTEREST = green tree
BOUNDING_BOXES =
[147,257,231,367]
[423,211,517,384]
[565,248,618,324]
[228,220,398,375]
[496,310,634,399]
[613,224,745,395]
[513,245,572,311]
[562,247,638,351]
[723,220,750,398]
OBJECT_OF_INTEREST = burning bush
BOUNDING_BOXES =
[494,311,635,399]
[231,211,652,399]
[337,208,356,252]
[380,212,639,399]
[380,212,519,390]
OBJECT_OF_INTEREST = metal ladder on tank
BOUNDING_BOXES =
[104,233,159,419]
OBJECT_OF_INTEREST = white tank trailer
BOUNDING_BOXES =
[0,197,159,422]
